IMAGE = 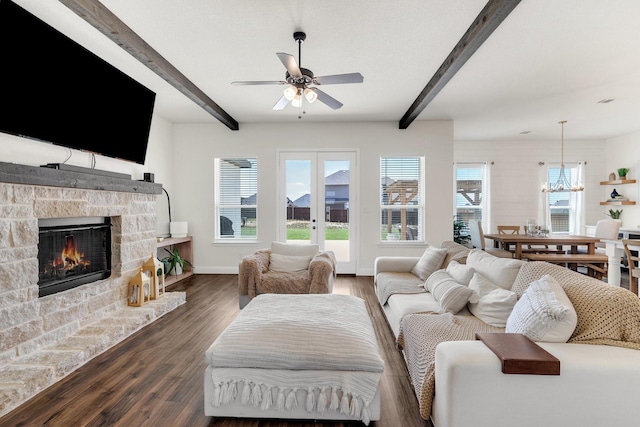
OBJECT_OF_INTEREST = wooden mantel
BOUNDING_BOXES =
[0,162,162,194]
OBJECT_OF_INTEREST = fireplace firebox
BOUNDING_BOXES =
[38,217,112,297]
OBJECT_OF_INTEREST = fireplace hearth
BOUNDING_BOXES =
[38,217,111,297]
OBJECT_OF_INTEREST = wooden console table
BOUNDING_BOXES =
[157,236,193,287]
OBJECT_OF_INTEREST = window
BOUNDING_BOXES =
[214,158,257,240]
[380,156,424,241]
[455,163,486,230]
[545,163,579,234]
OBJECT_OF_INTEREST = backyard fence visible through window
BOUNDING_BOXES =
[380,156,424,242]
[214,158,257,240]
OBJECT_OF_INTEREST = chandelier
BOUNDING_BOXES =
[541,120,584,193]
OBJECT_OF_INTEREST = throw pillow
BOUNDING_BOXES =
[467,272,517,327]
[425,270,477,314]
[445,260,475,285]
[440,240,470,268]
[411,245,448,281]
[269,253,312,272]
[505,274,578,342]
[466,249,525,290]
[271,241,319,257]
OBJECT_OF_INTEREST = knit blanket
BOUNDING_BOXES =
[206,294,384,424]
[397,312,503,420]
[375,272,426,305]
[399,261,640,421]
[238,250,336,300]
[511,261,640,350]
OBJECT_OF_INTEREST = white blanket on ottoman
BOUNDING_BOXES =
[205,294,384,424]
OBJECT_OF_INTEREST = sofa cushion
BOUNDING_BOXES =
[439,240,470,268]
[411,246,447,281]
[387,292,442,320]
[466,249,525,290]
[467,272,517,327]
[445,260,475,285]
[271,241,319,256]
[505,274,577,342]
[269,253,312,272]
[425,270,477,314]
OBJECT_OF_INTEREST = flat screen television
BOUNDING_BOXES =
[0,0,156,165]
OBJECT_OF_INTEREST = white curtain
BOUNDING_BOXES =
[570,162,586,235]
[537,164,551,231]
[484,162,492,232]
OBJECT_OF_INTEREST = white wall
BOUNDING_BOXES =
[0,114,175,236]
[455,138,606,234]
[604,130,640,229]
[7,116,640,276]
[170,121,454,276]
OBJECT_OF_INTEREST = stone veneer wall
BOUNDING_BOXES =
[0,180,186,416]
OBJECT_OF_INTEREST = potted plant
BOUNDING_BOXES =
[453,216,471,247]
[162,247,193,275]
[617,168,629,180]
[607,209,622,219]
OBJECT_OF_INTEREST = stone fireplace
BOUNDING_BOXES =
[0,162,186,417]
[38,216,112,297]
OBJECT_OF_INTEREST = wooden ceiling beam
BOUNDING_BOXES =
[59,0,239,131]
[399,0,522,130]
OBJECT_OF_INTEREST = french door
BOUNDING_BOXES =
[278,151,357,274]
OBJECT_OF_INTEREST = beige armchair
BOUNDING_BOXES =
[238,242,336,308]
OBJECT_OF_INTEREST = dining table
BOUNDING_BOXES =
[483,233,602,260]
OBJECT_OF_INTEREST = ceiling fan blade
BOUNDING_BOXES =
[310,88,343,110]
[272,95,290,110]
[231,80,286,85]
[276,52,302,78]
[314,73,363,85]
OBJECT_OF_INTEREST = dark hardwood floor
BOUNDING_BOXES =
[3,270,632,427]
[0,275,429,427]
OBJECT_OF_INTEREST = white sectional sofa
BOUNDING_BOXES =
[374,241,640,427]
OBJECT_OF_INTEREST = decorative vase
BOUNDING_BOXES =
[170,221,188,238]
[609,172,616,181]
[174,264,183,276]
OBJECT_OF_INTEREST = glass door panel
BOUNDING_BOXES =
[280,151,356,274]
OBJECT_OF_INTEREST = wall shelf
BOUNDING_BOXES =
[599,179,636,185]
[600,178,636,205]
[600,201,636,206]
[157,236,193,287]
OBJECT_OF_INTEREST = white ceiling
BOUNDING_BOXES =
[15,0,640,140]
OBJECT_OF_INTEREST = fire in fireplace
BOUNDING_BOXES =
[38,217,112,297]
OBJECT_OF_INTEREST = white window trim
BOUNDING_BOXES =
[214,157,259,243]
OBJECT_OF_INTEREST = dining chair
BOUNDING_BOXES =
[594,219,621,250]
[497,225,520,235]
[578,219,621,254]
[468,220,514,258]
[622,239,640,296]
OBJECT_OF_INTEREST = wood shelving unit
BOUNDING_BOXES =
[599,179,636,185]
[600,200,636,206]
[600,178,636,206]
[157,236,193,287]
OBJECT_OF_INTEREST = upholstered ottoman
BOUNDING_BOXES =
[204,294,384,425]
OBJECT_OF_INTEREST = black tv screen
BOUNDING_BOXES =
[0,0,155,165]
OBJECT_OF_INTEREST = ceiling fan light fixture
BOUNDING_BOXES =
[291,93,303,108]
[304,88,317,103]
[283,85,297,100]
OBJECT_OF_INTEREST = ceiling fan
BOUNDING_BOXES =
[231,31,363,112]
